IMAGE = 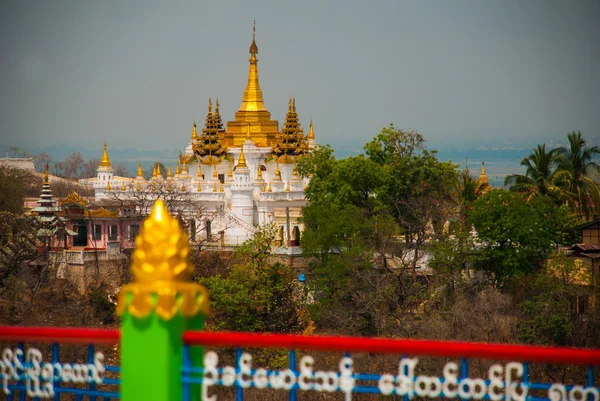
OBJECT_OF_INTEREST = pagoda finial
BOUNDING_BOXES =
[44,163,49,184]
[137,162,143,177]
[481,159,486,175]
[257,164,263,178]
[215,99,220,114]
[239,21,266,113]
[212,165,217,178]
[208,98,212,114]
[100,142,112,167]
[191,120,198,141]
[292,97,296,112]
[250,20,258,55]
[167,164,173,178]
[308,120,315,140]
[182,161,188,174]
[238,147,248,168]
[175,163,180,175]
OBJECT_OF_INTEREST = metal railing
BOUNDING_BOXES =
[182,331,600,401]
[0,326,120,400]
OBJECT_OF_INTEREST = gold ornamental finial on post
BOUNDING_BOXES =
[117,200,209,314]
[191,120,198,141]
[117,199,209,401]
[44,164,49,184]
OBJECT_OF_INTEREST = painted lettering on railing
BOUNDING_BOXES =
[0,347,105,398]
[201,352,599,401]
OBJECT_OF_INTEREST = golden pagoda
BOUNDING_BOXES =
[477,160,491,194]
[100,142,112,167]
[272,97,309,163]
[225,21,279,147]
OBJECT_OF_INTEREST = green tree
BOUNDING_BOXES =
[555,131,600,219]
[199,224,308,333]
[504,144,567,203]
[516,255,592,346]
[468,190,580,280]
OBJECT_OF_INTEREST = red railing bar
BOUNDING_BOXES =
[183,331,600,366]
[0,326,120,345]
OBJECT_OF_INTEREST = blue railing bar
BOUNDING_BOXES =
[588,366,594,388]
[352,386,381,393]
[52,343,60,401]
[289,349,297,401]
[76,394,82,401]
[17,342,25,401]
[105,365,120,372]
[235,348,243,401]
[88,344,97,401]
[182,344,191,401]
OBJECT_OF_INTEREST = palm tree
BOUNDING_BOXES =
[504,144,568,203]
[555,131,600,219]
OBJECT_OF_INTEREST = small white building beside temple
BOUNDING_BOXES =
[80,25,316,248]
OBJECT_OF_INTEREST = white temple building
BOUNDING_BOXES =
[80,25,316,248]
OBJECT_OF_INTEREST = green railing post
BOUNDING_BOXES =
[117,200,209,401]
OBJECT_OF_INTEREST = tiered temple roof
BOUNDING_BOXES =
[272,98,309,163]
[192,98,229,165]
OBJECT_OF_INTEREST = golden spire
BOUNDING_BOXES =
[293,163,299,177]
[213,182,217,192]
[239,21,266,113]
[212,165,217,178]
[286,182,290,192]
[167,164,173,178]
[181,183,186,192]
[175,163,180,175]
[151,183,156,191]
[136,182,141,191]
[257,164,263,178]
[215,99,220,115]
[267,183,272,192]
[182,161,188,174]
[152,164,157,178]
[220,183,224,192]
[191,120,198,141]
[308,120,315,140]
[44,164,49,184]
[228,163,233,178]
[197,181,202,192]
[106,181,111,191]
[261,183,265,192]
[478,159,489,187]
[197,165,203,179]
[208,97,212,114]
[274,163,281,178]
[100,142,112,167]
[121,181,126,191]
[137,162,143,177]
[238,147,248,168]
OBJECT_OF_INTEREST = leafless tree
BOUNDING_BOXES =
[81,158,100,178]
[64,152,85,178]
[114,161,130,177]
[34,153,51,172]
[51,160,66,177]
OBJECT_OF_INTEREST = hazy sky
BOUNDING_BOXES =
[1,0,599,154]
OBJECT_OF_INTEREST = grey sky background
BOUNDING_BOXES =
[1,0,599,156]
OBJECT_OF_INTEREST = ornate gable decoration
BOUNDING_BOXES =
[86,207,119,218]
[61,191,88,208]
